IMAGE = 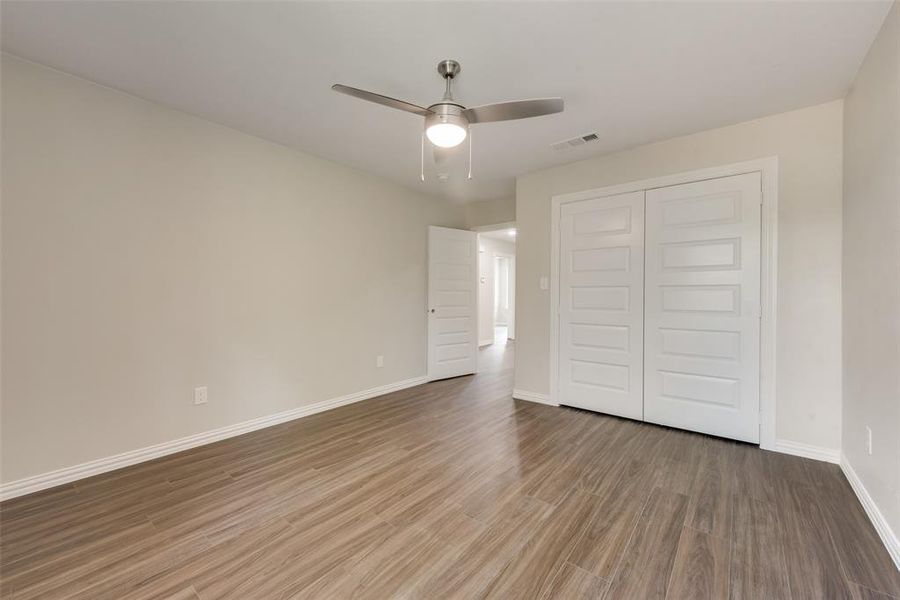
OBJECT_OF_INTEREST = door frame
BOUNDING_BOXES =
[549,157,778,450]
[472,221,517,345]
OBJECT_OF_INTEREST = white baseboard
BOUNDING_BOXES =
[512,389,558,406]
[772,439,841,464]
[841,455,900,570]
[0,375,428,502]
[479,339,493,347]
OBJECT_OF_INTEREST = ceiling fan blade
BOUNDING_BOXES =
[331,84,432,117]
[463,98,564,124]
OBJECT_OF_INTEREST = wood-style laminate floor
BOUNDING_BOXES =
[2,341,899,599]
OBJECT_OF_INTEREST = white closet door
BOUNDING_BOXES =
[643,173,761,442]
[558,191,644,419]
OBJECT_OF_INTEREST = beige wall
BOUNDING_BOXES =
[0,55,465,483]
[842,2,900,539]
[466,196,515,228]
[516,100,844,452]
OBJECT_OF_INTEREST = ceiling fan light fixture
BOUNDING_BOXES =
[425,107,468,148]
[426,122,467,148]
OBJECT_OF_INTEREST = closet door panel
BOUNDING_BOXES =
[558,191,644,419]
[643,173,761,442]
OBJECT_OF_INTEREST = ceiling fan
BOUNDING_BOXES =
[332,59,564,180]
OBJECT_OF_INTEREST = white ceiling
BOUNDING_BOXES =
[1,1,890,203]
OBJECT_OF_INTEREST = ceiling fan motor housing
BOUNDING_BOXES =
[425,103,469,131]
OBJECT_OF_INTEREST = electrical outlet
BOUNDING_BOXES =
[866,426,873,455]
[376,355,384,368]
[194,386,208,405]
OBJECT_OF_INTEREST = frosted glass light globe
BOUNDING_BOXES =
[426,123,467,148]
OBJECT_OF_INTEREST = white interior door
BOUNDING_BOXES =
[428,226,478,381]
[643,173,761,442]
[558,191,645,419]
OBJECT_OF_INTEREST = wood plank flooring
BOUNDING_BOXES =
[2,341,898,599]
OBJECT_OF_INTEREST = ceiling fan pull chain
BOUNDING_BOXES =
[467,125,473,180]
[420,132,425,182]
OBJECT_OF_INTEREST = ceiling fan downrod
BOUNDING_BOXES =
[437,59,461,102]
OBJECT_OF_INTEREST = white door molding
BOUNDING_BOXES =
[550,157,778,450]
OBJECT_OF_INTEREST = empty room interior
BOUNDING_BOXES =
[1,1,899,598]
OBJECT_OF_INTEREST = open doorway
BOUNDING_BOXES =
[476,225,516,347]
[494,255,512,343]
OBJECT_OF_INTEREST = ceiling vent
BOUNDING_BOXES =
[551,132,599,151]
